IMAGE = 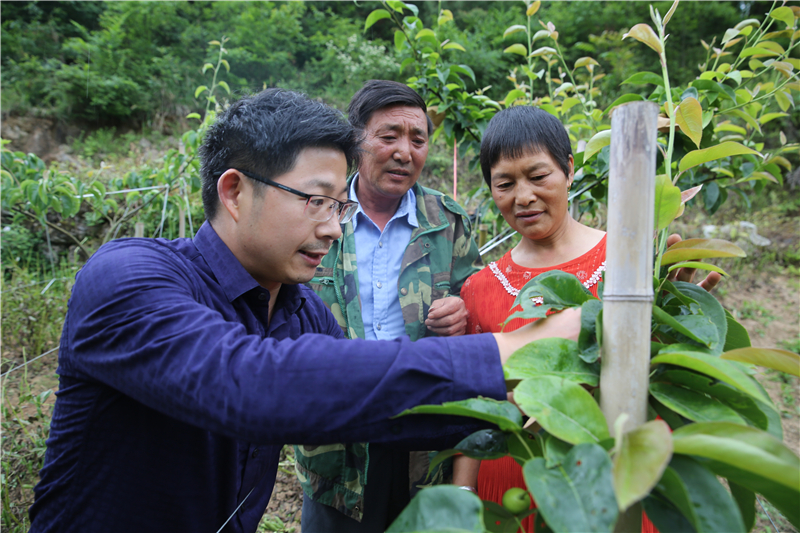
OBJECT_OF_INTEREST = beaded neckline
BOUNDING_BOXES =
[488,260,605,304]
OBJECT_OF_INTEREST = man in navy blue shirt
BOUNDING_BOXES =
[29,89,581,533]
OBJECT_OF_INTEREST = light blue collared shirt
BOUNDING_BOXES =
[350,175,418,340]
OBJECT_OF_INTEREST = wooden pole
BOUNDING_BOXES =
[600,101,659,531]
[134,222,145,238]
[179,205,186,239]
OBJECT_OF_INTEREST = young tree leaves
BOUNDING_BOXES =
[622,24,663,54]
[721,347,800,377]
[655,174,682,230]
[387,485,485,533]
[396,397,523,432]
[364,9,391,31]
[514,376,609,444]
[583,129,611,162]
[651,350,771,404]
[504,338,600,386]
[675,97,703,148]
[612,420,673,512]
[671,422,800,527]
[678,141,760,173]
[656,456,747,532]
[660,238,746,264]
[523,444,618,533]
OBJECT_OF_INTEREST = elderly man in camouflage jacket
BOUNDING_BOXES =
[294,80,482,532]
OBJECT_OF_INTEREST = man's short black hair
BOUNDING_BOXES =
[200,88,360,220]
[347,80,434,135]
[480,106,572,187]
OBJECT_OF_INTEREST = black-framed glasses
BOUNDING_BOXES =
[236,169,359,224]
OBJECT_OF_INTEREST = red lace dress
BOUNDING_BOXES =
[461,236,657,533]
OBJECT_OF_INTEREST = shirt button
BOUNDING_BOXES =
[376,282,382,289]
[376,324,382,330]
[379,241,383,247]
[251,448,259,458]
[400,288,408,296]
[258,293,267,301]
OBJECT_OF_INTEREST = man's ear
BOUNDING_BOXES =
[217,169,245,223]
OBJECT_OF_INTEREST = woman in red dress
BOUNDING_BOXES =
[454,106,656,533]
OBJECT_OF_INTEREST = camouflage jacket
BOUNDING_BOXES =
[294,180,482,521]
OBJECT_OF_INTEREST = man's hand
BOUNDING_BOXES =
[426,297,468,337]
[666,234,722,292]
[494,308,582,365]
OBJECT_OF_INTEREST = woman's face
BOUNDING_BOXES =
[490,148,574,242]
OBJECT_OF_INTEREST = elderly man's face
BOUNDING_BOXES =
[357,105,429,204]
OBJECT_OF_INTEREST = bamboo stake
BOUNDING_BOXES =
[600,101,659,532]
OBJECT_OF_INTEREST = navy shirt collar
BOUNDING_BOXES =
[193,221,305,314]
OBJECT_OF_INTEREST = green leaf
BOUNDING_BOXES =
[443,42,465,51]
[727,108,761,134]
[503,89,527,107]
[671,422,800,527]
[721,347,800,377]
[503,43,528,56]
[678,142,759,173]
[758,112,788,125]
[387,485,484,532]
[583,129,611,162]
[620,71,664,87]
[415,28,437,44]
[723,310,751,351]
[202,63,214,74]
[661,238,746,265]
[429,429,509,474]
[482,501,537,533]
[675,97,703,149]
[728,481,756,533]
[523,444,618,532]
[654,369,770,432]
[542,433,573,468]
[658,456,746,532]
[651,351,771,404]
[642,492,696,532]
[652,306,718,348]
[396,397,523,431]
[578,299,603,363]
[529,46,557,57]
[194,85,208,98]
[769,6,795,28]
[394,30,406,51]
[216,81,230,95]
[655,174,682,231]
[666,261,729,277]
[739,46,780,58]
[186,112,202,120]
[602,94,644,117]
[220,59,230,73]
[514,376,609,444]
[364,9,391,31]
[612,420,673,512]
[622,23,663,54]
[504,24,527,38]
[507,270,593,323]
[649,382,748,424]
[504,338,599,386]
[672,281,727,354]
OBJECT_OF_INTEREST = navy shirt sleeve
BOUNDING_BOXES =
[62,240,505,445]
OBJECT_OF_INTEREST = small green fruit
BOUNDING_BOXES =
[501,487,531,514]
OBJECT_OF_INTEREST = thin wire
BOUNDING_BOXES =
[215,484,257,533]
[480,226,513,252]
[0,277,71,294]
[77,185,167,198]
[155,184,171,238]
[1,347,59,378]
[480,230,518,256]
[756,495,780,533]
